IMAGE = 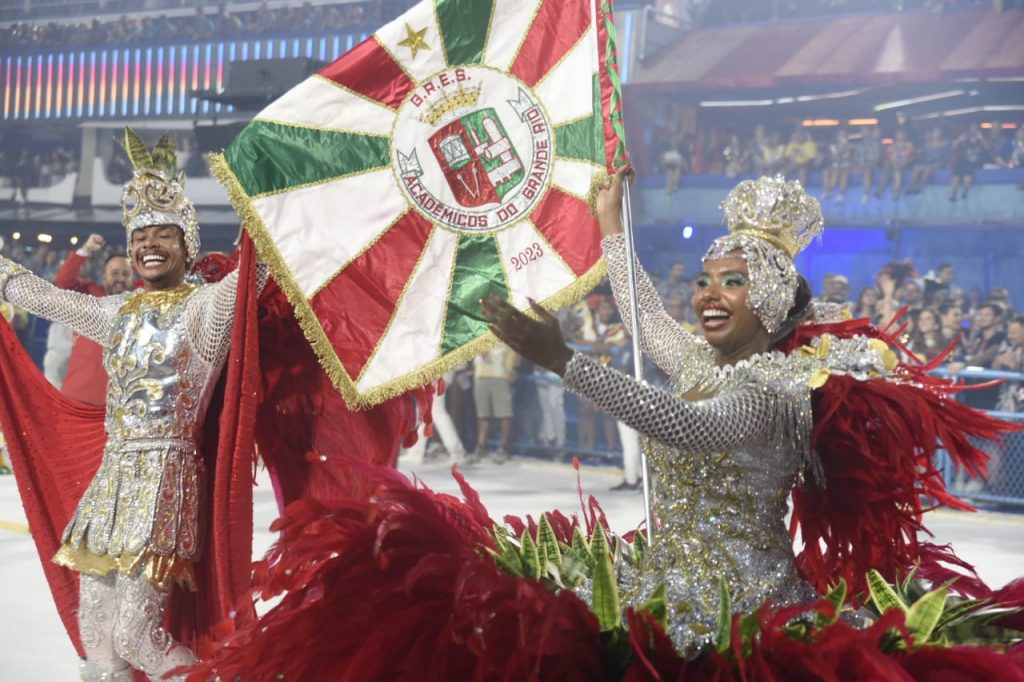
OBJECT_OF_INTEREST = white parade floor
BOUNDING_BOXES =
[1,457,1022,680]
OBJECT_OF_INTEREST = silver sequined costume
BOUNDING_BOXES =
[565,235,890,650]
[0,257,264,588]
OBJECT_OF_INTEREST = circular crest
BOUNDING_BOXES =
[392,66,554,234]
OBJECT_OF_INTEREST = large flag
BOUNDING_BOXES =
[213,0,626,408]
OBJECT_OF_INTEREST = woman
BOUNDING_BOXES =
[483,172,1005,649]
[485,173,829,646]
[853,285,880,322]
[188,176,1019,680]
[823,128,853,201]
[907,308,948,364]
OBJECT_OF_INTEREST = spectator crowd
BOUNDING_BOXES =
[0,138,80,203]
[648,105,1024,200]
[1,228,1022,494]
[0,1,414,50]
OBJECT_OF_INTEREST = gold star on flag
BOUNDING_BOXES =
[397,23,430,59]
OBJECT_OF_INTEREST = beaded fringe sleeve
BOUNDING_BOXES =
[601,233,714,383]
[0,256,126,342]
[562,351,809,456]
[184,263,268,367]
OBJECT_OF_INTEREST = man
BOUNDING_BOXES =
[896,279,923,312]
[0,129,263,680]
[819,273,851,308]
[994,316,1024,413]
[0,296,15,475]
[55,233,134,405]
[936,263,962,299]
[951,303,1007,412]
[963,303,1007,369]
[471,342,519,463]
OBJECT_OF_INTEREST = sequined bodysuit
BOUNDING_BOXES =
[0,258,258,590]
[564,235,820,648]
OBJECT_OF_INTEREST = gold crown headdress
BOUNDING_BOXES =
[704,175,823,335]
[120,127,200,264]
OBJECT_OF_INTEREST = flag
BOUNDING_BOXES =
[212,0,626,408]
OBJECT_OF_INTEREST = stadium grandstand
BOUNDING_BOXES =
[0,0,1022,505]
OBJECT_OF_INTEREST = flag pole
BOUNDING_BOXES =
[619,178,655,544]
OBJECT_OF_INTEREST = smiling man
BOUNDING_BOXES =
[0,128,265,681]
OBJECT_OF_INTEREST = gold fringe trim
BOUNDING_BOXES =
[53,544,197,591]
[210,151,608,410]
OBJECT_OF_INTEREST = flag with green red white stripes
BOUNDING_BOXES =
[212,0,626,408]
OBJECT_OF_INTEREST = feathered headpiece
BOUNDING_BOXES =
[704,175,823,334]
[120,127,200,263]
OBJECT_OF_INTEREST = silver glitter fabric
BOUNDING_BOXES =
[79,574,125,675]
[78,570,196,680]
[0,256,266,582]
[602,234,716,390]
[112,570,196,676]
[703,234,797,336]
[1,258,128,343]
[122,168,201,263]
[568,236,892,651]
[704,175,825,335]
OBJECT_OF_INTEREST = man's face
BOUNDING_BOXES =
[669,262,685,282]
[130,224,188,290]
[1008,321,1024,348]
[596,300,615,324]
[825,276,848,303]
[664,298,687,323]
[102,256,133,295]
[901,282,922,305]
[975,307,996,331]
[938,266,954,285]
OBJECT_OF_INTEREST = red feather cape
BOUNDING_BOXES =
[185,315,1024,679]
[0,234,424,662]
[780,317,1017,599]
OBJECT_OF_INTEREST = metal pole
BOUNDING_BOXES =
[620,178,655,544]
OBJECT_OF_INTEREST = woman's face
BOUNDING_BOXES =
[918,309,938,333]
[859,287,879,308]
[693,256,768,357]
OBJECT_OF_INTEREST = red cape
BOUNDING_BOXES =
[0,234,425,660]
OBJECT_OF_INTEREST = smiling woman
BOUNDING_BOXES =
[483,172,1017,651]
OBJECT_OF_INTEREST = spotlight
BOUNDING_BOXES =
[12,232,21,240]
[682,226,694,239]
[70,236,79,245]
[38,233,53,243]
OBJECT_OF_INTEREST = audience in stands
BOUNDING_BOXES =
[637,106,1021,202]
[0,0,407,49]
[2,229,1021,497]
[0,141,79,202]
[950,124,988,201]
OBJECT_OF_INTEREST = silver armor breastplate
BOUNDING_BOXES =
[103,284,210,444]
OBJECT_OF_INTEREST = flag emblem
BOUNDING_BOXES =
[211,0,625,408]
[395,67,551,232]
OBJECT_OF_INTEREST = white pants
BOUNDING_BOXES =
[618,421,641,485]
[78,571,195,680]
[535,373,566,447]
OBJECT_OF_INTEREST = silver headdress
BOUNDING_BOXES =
[120,127,200,264]
[704,175,823,334]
